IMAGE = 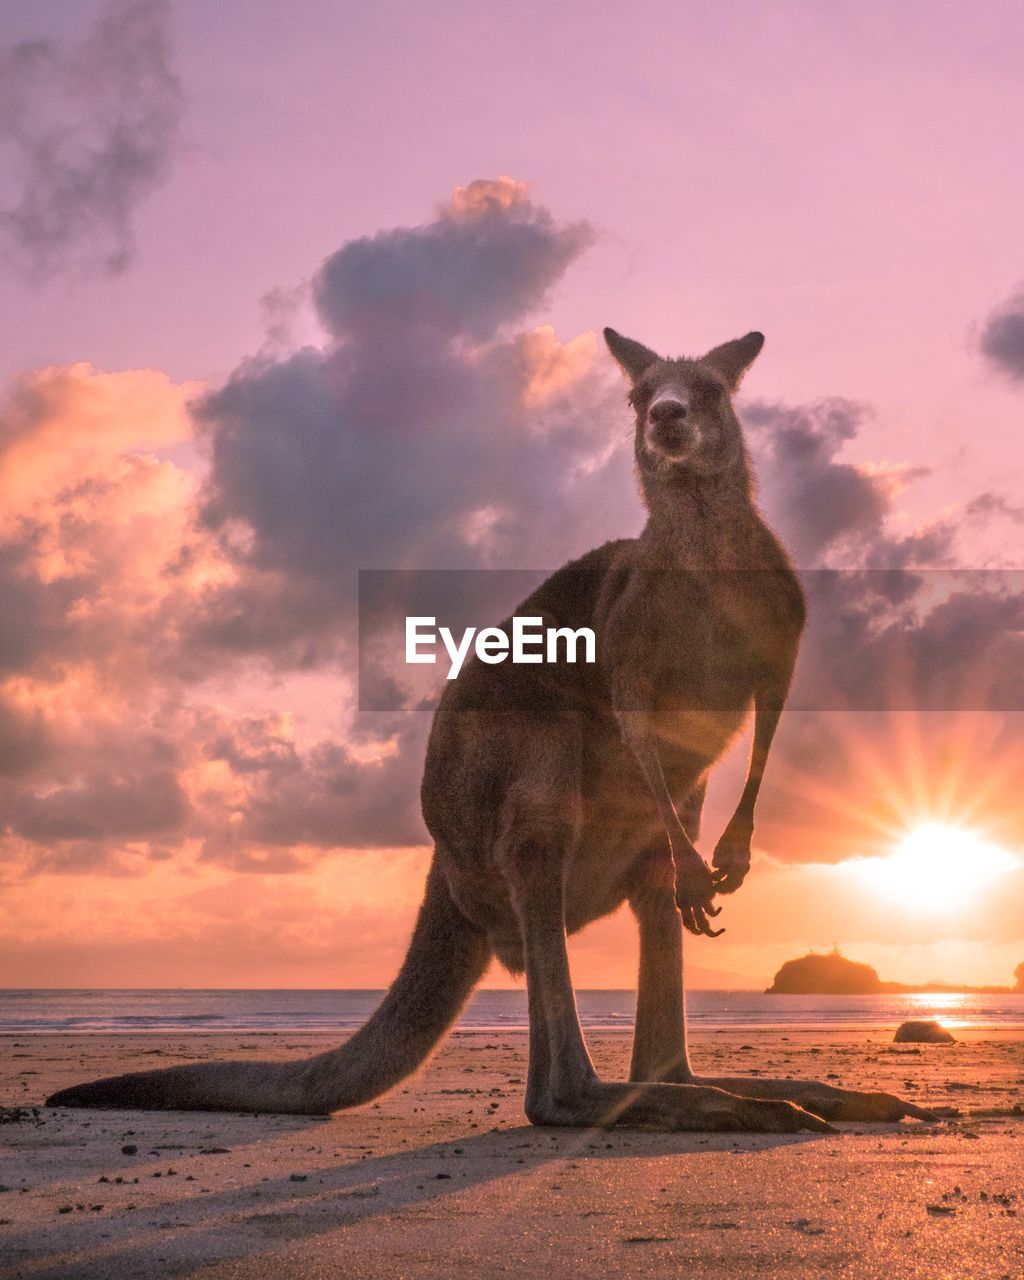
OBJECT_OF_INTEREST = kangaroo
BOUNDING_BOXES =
[48,329,932,1131]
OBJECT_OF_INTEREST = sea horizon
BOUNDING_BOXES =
[4,987,1023,1036]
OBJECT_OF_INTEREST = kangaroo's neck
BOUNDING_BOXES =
[639,459,783,570]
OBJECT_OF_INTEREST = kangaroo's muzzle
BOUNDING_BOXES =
[647,394,697,457]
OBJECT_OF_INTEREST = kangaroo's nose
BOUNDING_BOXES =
[649,398,687,425]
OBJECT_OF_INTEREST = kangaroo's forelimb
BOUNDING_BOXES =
[613,702,722,937]
[710,685,784,894]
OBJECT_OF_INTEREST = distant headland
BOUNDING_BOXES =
[766,950,1024,996]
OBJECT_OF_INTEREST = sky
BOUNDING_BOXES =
[1,0,1024,991]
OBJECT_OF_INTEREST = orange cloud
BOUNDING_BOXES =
[0,364,196,527]
[447,175,530,217]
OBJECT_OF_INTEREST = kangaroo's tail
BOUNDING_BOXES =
[46,861,490,1115]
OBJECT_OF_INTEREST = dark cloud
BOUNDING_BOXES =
[0,537,89,677]
[965,491,1024,524]
[790,571,1024,711]
[199,711,432,860]
[314,177,594,345]
[208,716,301,776]
[191,181,628,667]
[743,399,917,566]
[0,694,50,777]
[980,287,1024,381]
[0,0,183,279]
[6,765,187,846]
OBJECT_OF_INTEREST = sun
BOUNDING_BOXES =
[843,822,1019,913]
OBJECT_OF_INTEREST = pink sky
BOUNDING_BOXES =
[1,1,1023,990]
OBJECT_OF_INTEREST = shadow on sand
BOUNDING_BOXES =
[6,1111,833,1279]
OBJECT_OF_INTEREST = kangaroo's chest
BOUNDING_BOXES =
[655,587,772,712]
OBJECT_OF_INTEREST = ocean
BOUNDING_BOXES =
[1,988,1023,1035]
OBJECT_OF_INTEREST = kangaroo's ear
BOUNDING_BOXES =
[603,328,661,382]
[700,332,765,390]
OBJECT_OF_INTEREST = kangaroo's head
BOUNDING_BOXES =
[604,328,763,478]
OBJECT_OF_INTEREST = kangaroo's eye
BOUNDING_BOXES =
[693,381,724,406]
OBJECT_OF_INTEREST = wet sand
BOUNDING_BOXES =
[2,1026,1023,1279]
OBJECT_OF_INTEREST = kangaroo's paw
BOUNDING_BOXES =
[710,838,750,895]
[696,1076,937,1123]
[674,847,725,938]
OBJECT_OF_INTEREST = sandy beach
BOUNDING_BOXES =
[1,1026,1022,1279]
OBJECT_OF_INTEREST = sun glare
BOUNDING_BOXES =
[844,822,1019,913]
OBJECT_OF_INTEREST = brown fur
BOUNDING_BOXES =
[48,329,931,1131]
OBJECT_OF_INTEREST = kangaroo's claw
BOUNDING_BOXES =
[681,902,726,938]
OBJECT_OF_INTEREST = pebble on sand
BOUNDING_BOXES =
[894,1020,956,1044]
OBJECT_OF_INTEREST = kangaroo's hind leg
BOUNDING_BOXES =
[627,782,705,1085]
[627,846,693,1084]
[499,734,828,1134]
[624,818,935,1121]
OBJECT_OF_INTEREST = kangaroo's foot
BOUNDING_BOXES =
[526,1078,834,1133]
[693,1075,937,1123]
